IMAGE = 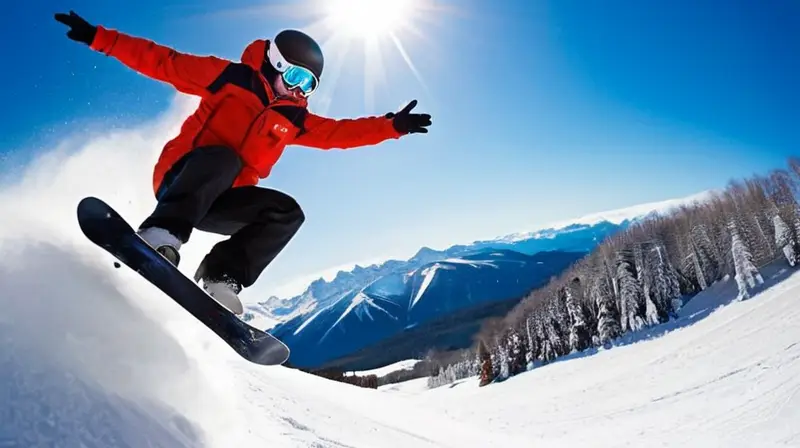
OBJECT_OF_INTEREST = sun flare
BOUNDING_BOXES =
[322,0,418,39]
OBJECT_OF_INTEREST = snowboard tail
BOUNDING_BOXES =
[76,196,290,366]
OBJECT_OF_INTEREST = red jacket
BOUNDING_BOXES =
[89,26,403,195]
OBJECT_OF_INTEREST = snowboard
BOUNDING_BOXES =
[76,196,290,366]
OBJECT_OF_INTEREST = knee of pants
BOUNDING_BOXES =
[288,200,306,230]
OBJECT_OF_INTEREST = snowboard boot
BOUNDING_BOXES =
[137,226,182,267]
[193,256,244,315]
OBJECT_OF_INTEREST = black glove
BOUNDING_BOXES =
[386,100,431,134]
[55,11,97,46]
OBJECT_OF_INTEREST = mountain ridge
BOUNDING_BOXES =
[244,219,625,328]
[244,191,712,328]
[272,248,588,369]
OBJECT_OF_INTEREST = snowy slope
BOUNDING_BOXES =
[387,262,800,447]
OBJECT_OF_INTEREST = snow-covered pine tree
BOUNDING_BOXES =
[563,283,591,353]
[615,249,646,333]
[496,335,511,380]
[645,242,683,319]
[751,211,775,262]
[540,319,557,363]
[592,275,621,345]
[507,329,528,375]
[545,293,569,356]
[635,243,661,326]
[683,238,709,291]
[477,339,494,387]
[691,223,722,283]
[730,221,765,300]
[642,284,661,326]
[599,245,619,299]
[733,212,772,267]
[773,214,797,266]
[726,181,774,265]
[524,315,537,366]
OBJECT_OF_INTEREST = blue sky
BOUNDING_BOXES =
[2,0,798,297]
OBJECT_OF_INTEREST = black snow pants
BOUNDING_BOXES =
[139,145,305,289]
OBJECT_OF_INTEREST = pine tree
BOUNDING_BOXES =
[563,284,591,352]
[645,242,683,319]
[540,319,557,362]
[593,275,620,345]
[477,339,494,387]
[524,315,537,366]
[495,339,510,380]
[635,243,661,326]
[730,221,765,300]
[750,211,774,263]
[773,214,797,266]
[507,329,528,375]
[545,294,568,356]
[691,223,721,284]
[643,289,661,326]
[684,238,709,291]
[616,249,646,332]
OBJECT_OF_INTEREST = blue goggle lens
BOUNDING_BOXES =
[281,66,318,95]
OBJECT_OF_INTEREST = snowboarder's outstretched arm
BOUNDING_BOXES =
[55,11,229,97]
[295,100,432,149]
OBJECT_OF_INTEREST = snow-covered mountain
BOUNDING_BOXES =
[270,249,586,370]
[247,219,629,327]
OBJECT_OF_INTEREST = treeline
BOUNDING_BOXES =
[430,156,800,388]
[310,368,380,389]
[303,360,435,389]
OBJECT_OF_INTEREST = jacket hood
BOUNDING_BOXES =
[241,39,268,70]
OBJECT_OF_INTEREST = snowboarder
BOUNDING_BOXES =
[55,11,432,315]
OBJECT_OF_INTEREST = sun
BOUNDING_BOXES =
[321,0,419,39]
[231,0,461,112]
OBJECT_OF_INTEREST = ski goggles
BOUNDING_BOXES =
[267,42,319,97]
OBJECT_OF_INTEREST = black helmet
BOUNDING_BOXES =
[271,29,324,80]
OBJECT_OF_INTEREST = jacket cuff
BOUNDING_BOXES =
[384,117,404,139]
[90,26,120,55]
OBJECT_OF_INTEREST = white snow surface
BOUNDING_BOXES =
[410,264,444,308]
[1,97,798,447]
